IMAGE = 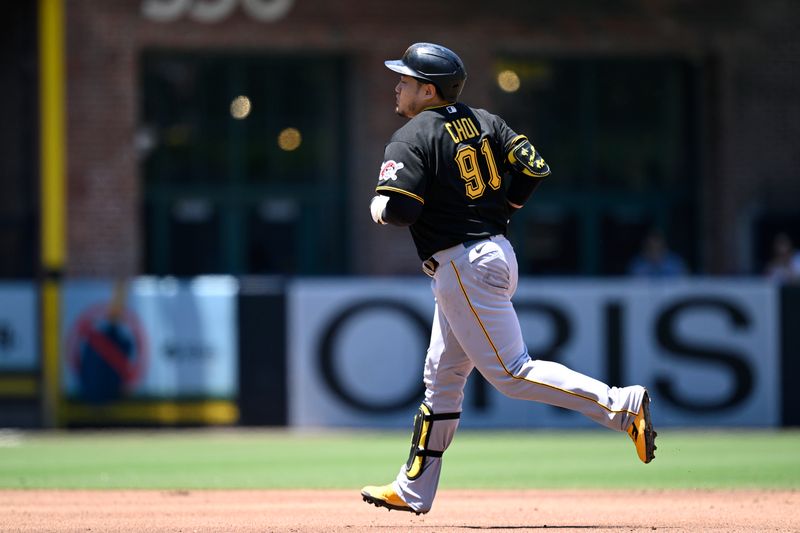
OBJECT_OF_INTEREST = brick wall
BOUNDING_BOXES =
[65,0,800,275]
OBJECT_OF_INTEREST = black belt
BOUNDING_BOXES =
[422,238,487,277]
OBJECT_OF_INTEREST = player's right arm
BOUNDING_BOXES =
[370,135,427,226]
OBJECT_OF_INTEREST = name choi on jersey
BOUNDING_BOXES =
[444,117,480,144]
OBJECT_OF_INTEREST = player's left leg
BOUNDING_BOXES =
[362,299,473,514]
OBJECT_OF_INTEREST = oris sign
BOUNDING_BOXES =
[288,279,780,429]
[141,0,294,23]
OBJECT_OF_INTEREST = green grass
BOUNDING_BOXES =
[0,428,798,490]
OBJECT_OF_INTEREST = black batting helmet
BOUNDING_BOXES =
[385,43,467,102]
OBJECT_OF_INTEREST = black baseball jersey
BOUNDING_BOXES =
[376,102,525,260]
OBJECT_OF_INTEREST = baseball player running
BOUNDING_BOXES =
[361,43,656,515]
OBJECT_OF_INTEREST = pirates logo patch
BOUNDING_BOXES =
[379,160,405,182]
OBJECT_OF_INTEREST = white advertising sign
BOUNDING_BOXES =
[288,279,434,428]
[0,283,38,371]
[61,276,238,403]
[288,278,779,428]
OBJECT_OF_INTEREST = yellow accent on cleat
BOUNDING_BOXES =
[361,484,425,515]
[627,390,657,464]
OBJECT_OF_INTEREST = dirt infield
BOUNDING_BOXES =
[0,489,797,532]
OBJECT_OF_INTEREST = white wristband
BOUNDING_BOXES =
[370,195,389,224]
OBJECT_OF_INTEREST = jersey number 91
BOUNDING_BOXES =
[455,138,502,199]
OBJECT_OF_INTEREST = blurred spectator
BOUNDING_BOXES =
[627,230,688,278]
[764,232,800,283]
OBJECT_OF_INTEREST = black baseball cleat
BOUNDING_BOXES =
[361,484,426,515]
[627,390,657,463]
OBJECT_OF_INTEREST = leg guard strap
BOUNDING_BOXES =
[405,404,460,480]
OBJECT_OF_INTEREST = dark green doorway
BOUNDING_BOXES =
[493,56,701,276]
[140,52,349,276]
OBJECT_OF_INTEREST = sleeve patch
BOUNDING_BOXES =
[378,160,405,182]
[508,138,551,178]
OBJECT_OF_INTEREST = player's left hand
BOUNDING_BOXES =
[370,195,389,224]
